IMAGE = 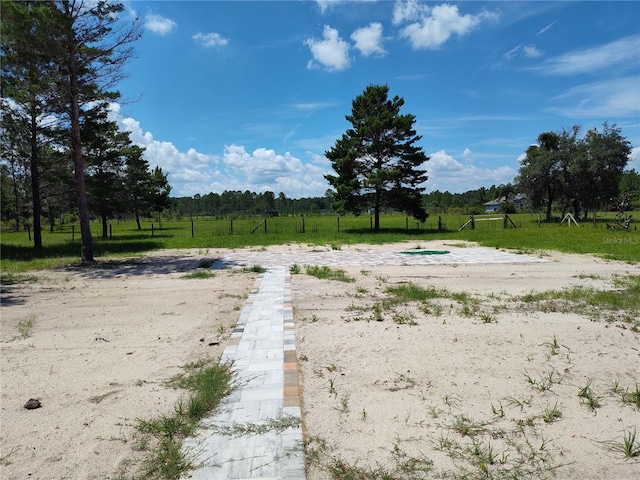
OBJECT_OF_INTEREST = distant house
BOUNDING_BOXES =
[484,200,502,212]
[512,193,528,209]
[484,193,528,212]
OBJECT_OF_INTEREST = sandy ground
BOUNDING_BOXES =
[293,242,640,479]
[1,250,258,479]
[1,242,639,479]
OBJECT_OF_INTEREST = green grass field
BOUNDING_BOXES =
[1,212,638,273]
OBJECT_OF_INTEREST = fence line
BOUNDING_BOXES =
[6,211,638,243]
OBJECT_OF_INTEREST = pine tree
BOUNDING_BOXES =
[325,84,429,231]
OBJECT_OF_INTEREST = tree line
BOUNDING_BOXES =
[1,1,170,261]
[167,184,515,218]
[164,168,639,221]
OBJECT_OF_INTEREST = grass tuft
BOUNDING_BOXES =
[17,314,37,339]
[600,427,640,459]
[306,265,355,282]
[181,270,216,279]
[135,360,233,479]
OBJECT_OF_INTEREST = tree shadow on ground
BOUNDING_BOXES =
[1,240,163,262]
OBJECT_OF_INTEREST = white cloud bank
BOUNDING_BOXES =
[425,150,517,193]
[109,105,521,198]
[110,105,333,198]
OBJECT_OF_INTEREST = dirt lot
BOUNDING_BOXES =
[1,243,639,479]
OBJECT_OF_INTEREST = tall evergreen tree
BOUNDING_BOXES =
[325,84,429,231]
[52,0,140,262]
[123,144,152,230]
[0,105,30,229]
[148,166,172,216]
[1,1,61,248]
[82,102,128,238]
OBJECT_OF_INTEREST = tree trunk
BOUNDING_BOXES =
[545,185,554,222]
[135,210,141,230]
[374,189,381,232]
[545,200,553,222]
[29,107,43,249]
[101,212,108,239]
[10,161,21,231]
[67,16,93,262]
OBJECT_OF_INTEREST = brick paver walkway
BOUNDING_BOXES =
[182,247,547,479]
[182,266,304,480]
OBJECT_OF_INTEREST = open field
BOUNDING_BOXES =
[1,240,639,479]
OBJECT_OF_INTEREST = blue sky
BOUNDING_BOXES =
[113,1,640,198]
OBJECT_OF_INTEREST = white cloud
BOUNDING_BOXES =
[220,146,331,196]
[523,45,543,58]
[462,147,475,163]
[351,22,386,57]
[193,32,229,48]
[425,150,516,192]
[392,0,429,25]
[547,77,640,118]
[504,44,543,61]
[223,145,304,183]
[626,146,639,171]
[109,105,333,198]
[503,44,522,61]
[315,0,342,13]
[144,14,177,35]
[111,107,218,193]
[537,20,557,36]
[396,3,500,50]
[291,101,338,111]
[305,25,351,71]
[316,0,375,14]
[531,35,640,75]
